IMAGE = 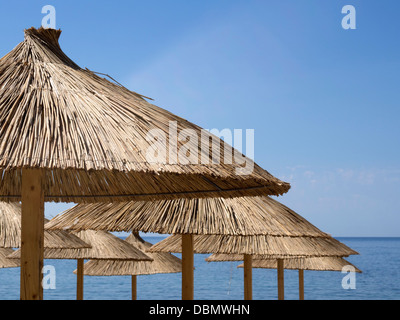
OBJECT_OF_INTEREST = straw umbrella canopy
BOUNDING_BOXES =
[45,196,322,236]
[9,230,152,300]
[77,233,182,299]
[0,27,291,202]
[236,257,362,300]
[0,202,90,249]
[46,196,358,300]
[0,27,290,299]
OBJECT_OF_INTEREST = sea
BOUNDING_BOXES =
[0,237,399,300]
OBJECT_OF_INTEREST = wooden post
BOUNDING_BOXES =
[243,254,253,300]
[277,259,284,300]
[132,231,139,300]
[299,269,304,300]
[77,259,84,300]
[132,275,137,300]
[20,169,44,300]
[181,234,194,300]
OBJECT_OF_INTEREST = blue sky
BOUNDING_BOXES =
[0,1,399,236]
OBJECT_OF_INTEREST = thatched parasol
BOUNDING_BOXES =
[0,27,290,203]
[0,248,19,269]
[0,202,90,249]
[9,229,152,300]
[0,27,289,299]
[236,257,362,300]
[47,196,358,300]
[76,233,182,299]
[46,196,329,236]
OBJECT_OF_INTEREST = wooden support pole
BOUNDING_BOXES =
[181,234,194,300]
[76,259,84,300]
[132,275,137,300]
[299,269,304,300]
[20,169,44,300]
[277,259,284,300]
[243,254,253,300]
[131,231,139,300]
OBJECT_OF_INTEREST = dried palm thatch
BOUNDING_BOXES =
[148,234,358,257]
[77,233,181,276]
[8,230,152,261]
[0,248,19,268]
[46,196,330,237]
[8,230,152,301]
[236,257,362,273]
[0,27,290,203]
[0,202,90,249]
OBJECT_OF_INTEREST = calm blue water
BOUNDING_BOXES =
[0,237,399,300]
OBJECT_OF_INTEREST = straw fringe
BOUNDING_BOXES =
[8,230,152,261]
[77,233,181,276]
[236,257,362,273]
[0,202,90,249]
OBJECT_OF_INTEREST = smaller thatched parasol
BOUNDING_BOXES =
[236,257,362,300]
[0,202,90,249]
[76,233,182,299]
[8,230,152,300]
